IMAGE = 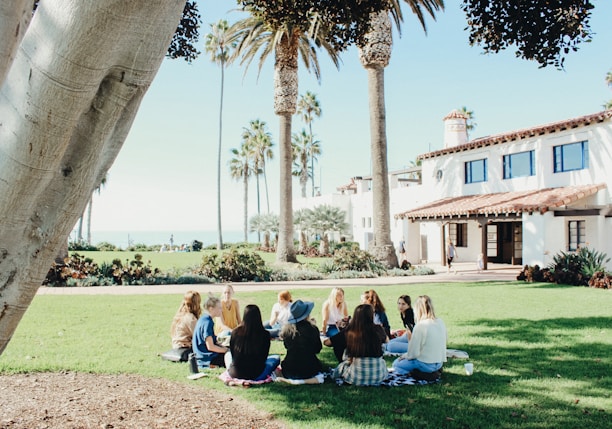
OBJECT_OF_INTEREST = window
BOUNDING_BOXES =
[465,158,487,183]
[503,150,535,179]
[554,141,589,173]
[568,220,585,251]
[449,223,468,247]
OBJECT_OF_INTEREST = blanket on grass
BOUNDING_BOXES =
[218,371,274,387]
[334,371,441,387]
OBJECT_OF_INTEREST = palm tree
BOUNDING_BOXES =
[292,129,321,198]
[229,136,255,242]
[204,19,238,250]
[293,208,313,253]
[297,91,322,196]
[249,212,279,249]
[248,119,274,214]
[309,204,348,255]
[231,13,340,263]
[459,105,477,138]
[358,0,444,267]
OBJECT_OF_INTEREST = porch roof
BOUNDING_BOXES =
[395,184,607,221]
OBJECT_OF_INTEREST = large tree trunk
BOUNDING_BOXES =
[274,34,298,263]
[0,0,34,85]
[0,0,186,355]
[359,12,398,268]
[86,197,93,245]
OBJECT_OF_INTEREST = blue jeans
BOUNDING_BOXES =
[264,321,281,338]
[392,358,442,375]
[385,335,408,354]
[255,355,281,381]
[325,325,339,338]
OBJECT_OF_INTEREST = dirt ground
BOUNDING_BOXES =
[0,372,285,429]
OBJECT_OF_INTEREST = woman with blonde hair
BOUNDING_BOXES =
[170,290,202,350]
[215,284,241,335]
[391,295,447,376]
[321,287,349,338]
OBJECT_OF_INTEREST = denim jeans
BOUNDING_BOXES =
[255,355,281,381]
[264,321,281,338]
[385,335,408,354]
[325,325,339,338]
[392,358,442,375]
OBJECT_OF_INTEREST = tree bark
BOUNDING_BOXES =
[0,0,186,355]
[274,34,298,263]
[0,0,34,85]
[359,12,398,268]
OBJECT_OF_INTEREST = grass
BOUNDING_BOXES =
[1,281,610,428]
[71,250,330,272]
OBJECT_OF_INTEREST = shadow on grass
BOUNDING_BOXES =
[251,316,611,429]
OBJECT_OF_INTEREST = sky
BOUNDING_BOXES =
[85,0,612,238]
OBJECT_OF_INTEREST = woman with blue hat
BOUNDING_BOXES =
[278,300,324,381]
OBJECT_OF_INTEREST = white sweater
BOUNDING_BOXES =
[405,318,447,364]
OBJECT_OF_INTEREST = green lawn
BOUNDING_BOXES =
[71,250,330,272]
[1,281,610,428]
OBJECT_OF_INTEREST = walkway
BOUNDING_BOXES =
[36,262,521,296]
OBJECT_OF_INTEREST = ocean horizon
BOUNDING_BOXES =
[79,230,258,248]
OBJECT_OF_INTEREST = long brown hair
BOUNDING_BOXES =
[364,289,386,313]
[345,304,385,358]
[170,290,201,333]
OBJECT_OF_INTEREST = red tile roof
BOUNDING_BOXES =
[395,184,607,220]
[419,110,612,160]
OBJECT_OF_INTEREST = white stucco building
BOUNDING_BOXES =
[296,109,612,270]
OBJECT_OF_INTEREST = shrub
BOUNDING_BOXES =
[96,241,118,251]
[268,267,325,282]
[517,265,554,283]
[198,248,270,282]
[331,247,386,274]
[549,251,587,286]
[43,253,100,286]
[126,243,151,252]
[588,271,612,289]
[578,247,610,279]
[68,240,97,251]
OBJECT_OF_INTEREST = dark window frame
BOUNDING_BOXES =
[465,158,488,184]
[554,141,589,173]
[568,220,585,251]
[503,150,535,179]
[449,223,468,247]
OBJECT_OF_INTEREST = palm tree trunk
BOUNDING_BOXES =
[276,113,297,262]
[366,65,397,268]
[86,197,93,245]
[263,165,270,213]
[216,60,225,250]
[77,215,84,242]
[274,34,298,263]
[359,12,398,268]
[309,122,315,197]
[255,173,261,242]
[242,166,248,242]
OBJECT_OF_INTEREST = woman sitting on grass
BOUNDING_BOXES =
[362,289,391,339]
[391,295,447,376]
[215,284,241,336]
[332,304,388,386]
[226,305,280,381]
[276,300,324,384]
[170,290,201,354]
[321,287,349,338]
[384,295,415,355]
[264,290,292,338]
[192,295,229,369]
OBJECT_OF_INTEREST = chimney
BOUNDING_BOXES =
[443,110,468,149]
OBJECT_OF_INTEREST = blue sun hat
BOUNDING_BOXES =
[287,300,315,324]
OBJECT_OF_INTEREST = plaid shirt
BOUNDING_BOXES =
[334,357,388,386]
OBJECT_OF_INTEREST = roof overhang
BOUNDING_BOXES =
[395,184,607,221]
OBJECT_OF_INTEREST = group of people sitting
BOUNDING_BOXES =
[169,284,447,386]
